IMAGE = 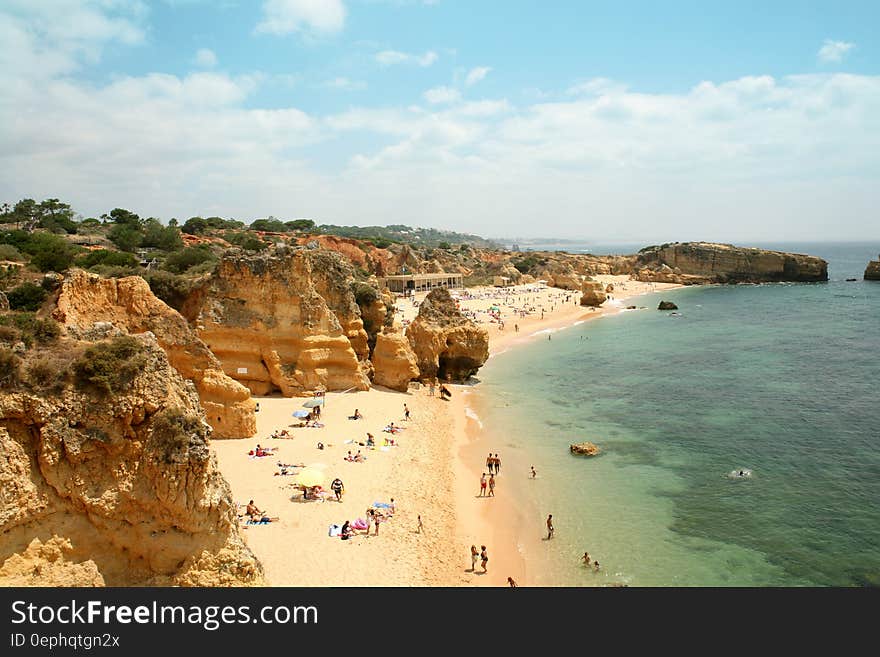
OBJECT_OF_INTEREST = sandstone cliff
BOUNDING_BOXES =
[371,329,420,391]
[192,246,370,396]
[0,333,262,586]
[580,280,607,307]
[635,242,828,284]
[865,255,880,281]
[52,270,256,439]
[405,288,489,382]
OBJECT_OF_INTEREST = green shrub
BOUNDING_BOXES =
[0,244,24,261]
[25,233,79,272]
[144,271,198,311]
[0,325,20,344]
[352,282,379,307]
[0,348,21,388]
[162,246,216,274]
[6,282,48,311]
[26,354,70,389]
[76,249,139,269]
[107,224,142,252]
[150,408,208,463]
[72,336,148,395]
[0,313,60,348]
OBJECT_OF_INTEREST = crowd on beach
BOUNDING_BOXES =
[237,399,418,550]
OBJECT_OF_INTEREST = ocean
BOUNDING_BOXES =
[467,242,880,586]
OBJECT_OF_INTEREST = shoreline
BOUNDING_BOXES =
[447,277,685,586]
[211,277,684,586]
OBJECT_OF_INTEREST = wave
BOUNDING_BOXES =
[464,406,483,429]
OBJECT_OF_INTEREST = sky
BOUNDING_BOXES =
[1,0,878,243]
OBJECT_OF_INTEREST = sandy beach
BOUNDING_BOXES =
[212,276,682,586]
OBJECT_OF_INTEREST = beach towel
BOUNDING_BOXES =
[373,502,392,509]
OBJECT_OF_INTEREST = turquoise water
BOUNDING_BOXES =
[470,243,880,586]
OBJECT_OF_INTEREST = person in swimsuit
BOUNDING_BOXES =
[507,577,517,587]
[486,453,494,475]
[583,552,591,566]
[480,546,489,572]
[530,466,537,479]
[546,514,554,539]
[494,454,501,474]
[470,545,479,571]
[479,473,487,497]
[488,474,496,497]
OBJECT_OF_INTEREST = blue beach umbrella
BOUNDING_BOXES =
[292,410,310,418]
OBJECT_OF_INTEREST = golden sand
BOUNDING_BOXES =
[212,276,681,586]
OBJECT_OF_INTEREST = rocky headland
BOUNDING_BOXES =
[865,255,880,281]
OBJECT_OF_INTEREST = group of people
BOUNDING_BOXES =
[478,452,502,497]
[337,501,396,541]
[470,545,489,573]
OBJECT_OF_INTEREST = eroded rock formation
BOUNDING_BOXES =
[53,270,256,439]
[865,255,880,281]
[636,242,828,283]
[580,280,607,307]
[405,288,489,382]
[192,246,370,396]
[0,333,262,586]
[371,329,420,391]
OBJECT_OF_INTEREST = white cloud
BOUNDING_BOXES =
[1,1,877,241]
[323,77,366,91]
[818,39,855,63]
[193,48,217,68]
[465,66,491,86]
[423,86,461,104]
[566,77,628,96]
[255,0,346,36]
[375,49,437,67]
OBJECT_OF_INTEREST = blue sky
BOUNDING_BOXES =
[1,1,878,242]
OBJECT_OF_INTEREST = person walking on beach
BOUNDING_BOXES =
[470,545,479,571]
[494,454,501,474]
[530,466,537,479]
[480,546,489,573]
[507,577,518,587]
[330,477,344,502]
[479,473,488,497]
[593,561,600,572]
[546,514,555,539]
[486,453,494,475]
[583,552,591,567]
[488,474,496,497]
[374,513,380,536]
[417,515,423,534]
[404,404,410,421]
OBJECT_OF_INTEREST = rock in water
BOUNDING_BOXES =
[865,255,880,281]
[570,441,601,456]
[658,300,678,310]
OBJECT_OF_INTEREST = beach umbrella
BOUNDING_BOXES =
[302,399,323,408]
[294,466,325,488]
[292,410,310,418]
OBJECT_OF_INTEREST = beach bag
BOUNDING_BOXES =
[328,524,340,537]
